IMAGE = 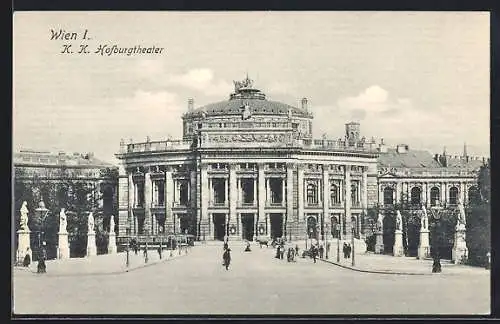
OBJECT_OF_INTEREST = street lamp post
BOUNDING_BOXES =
[325,223,329,259]
[336,224,341,263]
[35,200,50,256]
[351,227,356,267]
[126,223,131,268]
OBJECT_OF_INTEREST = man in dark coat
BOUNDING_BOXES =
[319,245,324,259]
[223,248,231,270]
[343,242,348,259]
[37,244,47,274]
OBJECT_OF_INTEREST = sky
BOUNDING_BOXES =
[13,11,490,164]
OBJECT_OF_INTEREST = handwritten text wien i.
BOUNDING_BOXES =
[50,29,165,56]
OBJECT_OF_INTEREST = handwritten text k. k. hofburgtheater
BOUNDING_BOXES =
[95,44,165,56]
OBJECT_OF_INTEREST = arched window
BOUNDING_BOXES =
[430,187,440,206]
[448,187,459,205]
[383,187,394,205]
[468,186,480,204]
[410,186,422,205]
[351,183,359,206]
[330,183,340,205]
[306,183,318,205]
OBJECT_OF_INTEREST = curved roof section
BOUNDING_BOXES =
[378,149,442,168]
[182,76,312,119]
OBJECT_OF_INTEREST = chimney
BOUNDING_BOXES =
[301,98,308,111]
[188,98,194,112]
[396,144,409,154]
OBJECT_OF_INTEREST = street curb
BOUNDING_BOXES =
[14,250,190,278]
[320,259,430,276]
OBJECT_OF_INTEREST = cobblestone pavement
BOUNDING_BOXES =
[13,241,490,315]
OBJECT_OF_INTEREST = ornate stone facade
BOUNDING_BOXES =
[115,77,486,246]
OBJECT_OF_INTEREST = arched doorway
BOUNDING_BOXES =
[382,213,395,254]
[406,213,420,257]
[306,215,318,239]
[212,213,226,241]
[241,213,255,241]
[269,213,283,239]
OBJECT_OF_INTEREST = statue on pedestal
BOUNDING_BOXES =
[59,208,67,233]
[376,213,384,232]
[20,201,29,231]
[109,215,115,233]
[88,212,95,234]
[396,211,403,231]
[457,198,467,230]
[421,205,429,231]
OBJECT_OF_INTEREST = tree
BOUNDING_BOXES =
[466,161,490,266]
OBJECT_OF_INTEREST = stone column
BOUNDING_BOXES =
[344,165,351,242]
[395,181,401,205]
[286,163,294,239]
[322,165,329,241]
[297,165,305,236]
[229,164,238,239]
[253,178,257,206]
[144,171,152,235]
[422,182,428,207]
[266,178,271,203]
[200,164,209,240]
[164,168,174,233]
[441,183,446,205]
[378,183,384,205]
[258,163,266,236]
[464,183,469,205]
[460,182,466,204]
[128,172,135,234]
[427,184,432,207]
[225,178,229,207]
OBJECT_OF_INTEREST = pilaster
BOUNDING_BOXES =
[144,171,152,235]
[165,168,174,233]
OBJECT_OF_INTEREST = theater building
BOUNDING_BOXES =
[115,76,485,247]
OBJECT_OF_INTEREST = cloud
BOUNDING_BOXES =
[311,85,488,156]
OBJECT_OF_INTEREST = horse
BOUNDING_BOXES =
[256,237,269,248]
[222,248,231,270]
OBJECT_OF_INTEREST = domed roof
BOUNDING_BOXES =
[182,76,312,119]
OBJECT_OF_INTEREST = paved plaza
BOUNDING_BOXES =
[13,242,490,315]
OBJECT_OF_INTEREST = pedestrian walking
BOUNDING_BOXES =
[37,243,47,274]
[319,245,324,259]
[312,246,317,263]
[222,248,231,270]
[23,247,31,267]
[295,244,299,256]
[343,242,348,259]
[275,245,281,259]
[347,244,352,259]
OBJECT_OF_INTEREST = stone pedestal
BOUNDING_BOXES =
[452,226,468,264]
[108,232,117,254]
[375,231,384,254]
[417,229,430,260]
[393,230,404,257]
[57,231,70,259]
[86,232,97,257]
[16,230,32,265]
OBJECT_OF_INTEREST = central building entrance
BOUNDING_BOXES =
[213,213,226,241]
[240,213,255,241]
[269,213,283,239]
